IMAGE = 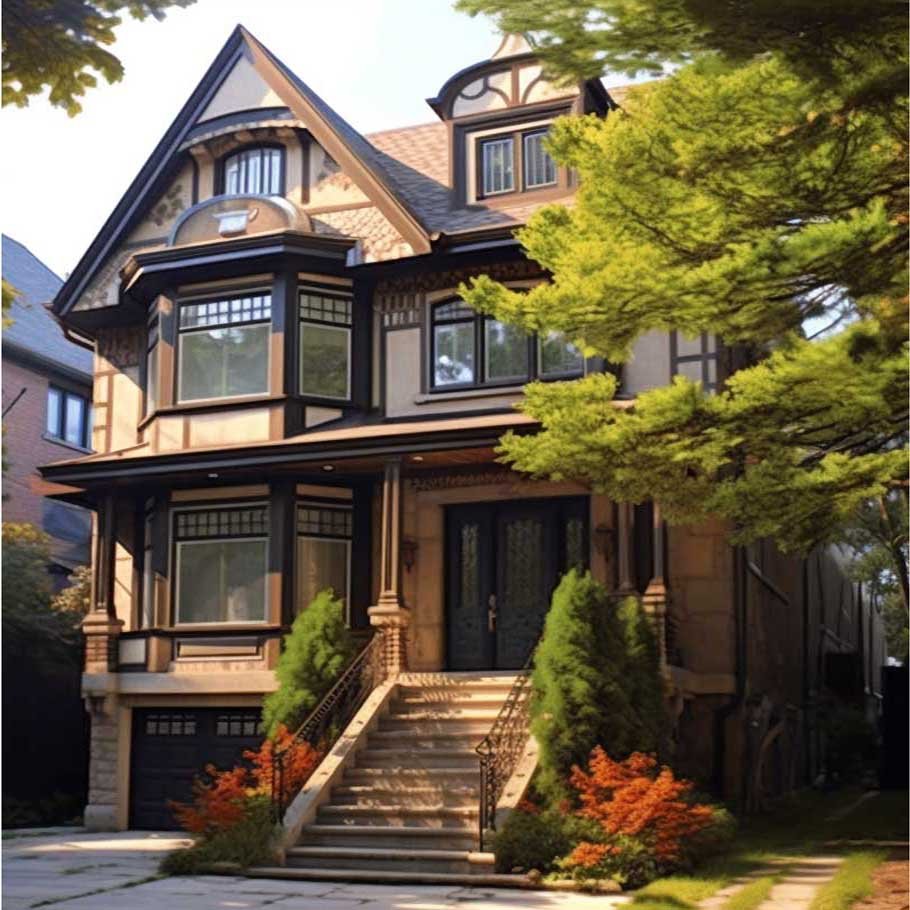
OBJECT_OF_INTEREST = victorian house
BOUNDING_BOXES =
[42,27,884,875]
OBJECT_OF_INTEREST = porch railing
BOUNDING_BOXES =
[474,645,537,852]
[270,634,386,820]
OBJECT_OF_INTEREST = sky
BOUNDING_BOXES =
[0,0,518,279]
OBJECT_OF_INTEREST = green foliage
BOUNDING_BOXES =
[261,589,355,738]
[492,807,601,874]
[457,1,907,559]
[52,565,93,616]
[530,570,665,799]
[2,278,17,328]
[808,849,885,910]
[820,704,879,784]
[2,0,195,116]
[559,834,662,889]
[159,795,277,875]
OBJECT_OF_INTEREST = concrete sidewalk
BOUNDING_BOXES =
[2,829,631,909]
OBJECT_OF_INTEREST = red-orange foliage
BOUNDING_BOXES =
[170,726,321,837]
[566,841,613,867]
[569,747,714,860]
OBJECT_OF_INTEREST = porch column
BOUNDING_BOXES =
[83,493,123,674]
[368,458,410,674]
[642,502,670,669]
[616,502,636,593]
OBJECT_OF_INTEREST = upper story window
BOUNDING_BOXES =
[222,146,284,196]
[430,300,583,390]
[670,331,719,392]
[173,504,269,625]
[299,290,351,400]
[177,292,271,403]
[46,386,91,448]
[478,127,557,199]
[144,316,159,417]
[297,504,352,620]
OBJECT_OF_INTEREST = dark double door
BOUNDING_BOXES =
[445,497,588,671]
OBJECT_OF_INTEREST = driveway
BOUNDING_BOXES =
[2,829,630,909]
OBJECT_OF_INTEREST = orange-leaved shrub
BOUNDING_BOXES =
[568,747,715,863]
[171,725,320,837]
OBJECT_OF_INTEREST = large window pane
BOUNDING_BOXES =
[300,323,350,399]
[222,147,284,195]
[434,322,475,386]
[523,131,557,188]
[178,324,269,402]
[176,539,268,624]
[485,319,529,381]
[540,331,584,376]
[64,394,86,446]
[297,537,350,616]
[46,387,61,436]
[482,138,514,195]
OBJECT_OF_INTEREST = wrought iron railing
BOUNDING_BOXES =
[271,635,385,820]
[474,649,536,852]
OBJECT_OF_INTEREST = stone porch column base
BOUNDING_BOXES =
[368,599,410,676]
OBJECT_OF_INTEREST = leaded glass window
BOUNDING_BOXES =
[173,505,269,625]
[523,130,557,188]
[177,293,271,403]
[481,137,515,196]
[222,147,283,195]
[299,290,351,400]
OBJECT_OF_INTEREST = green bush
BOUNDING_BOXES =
[492,807,601,874]
[261,589,355,737]
[159,795,277,875]
[531,570,666,800]
[558,834,662,889]
[822,703,879,784]
[685,806,737,863]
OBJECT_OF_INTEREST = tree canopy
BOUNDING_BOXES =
[457,0,908,564]
[2,0,194,116]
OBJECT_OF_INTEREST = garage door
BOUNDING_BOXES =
[130,708,262,830]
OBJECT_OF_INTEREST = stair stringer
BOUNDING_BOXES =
[277,678,399,861]
[492,733,539,833]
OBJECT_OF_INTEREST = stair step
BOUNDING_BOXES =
[395,692,512,705]
[300,824,478,851]
[385,708,501,721]
[368,732,481,749]
[378,717,493,735]
[356,748,479,769]
[332,785,478,807]
[317,804,477,828]
[247,865,531,888]
[286,845,492,875]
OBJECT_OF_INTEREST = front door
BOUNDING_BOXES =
[445,497,588,671]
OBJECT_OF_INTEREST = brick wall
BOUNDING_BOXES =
[2,356,92,566]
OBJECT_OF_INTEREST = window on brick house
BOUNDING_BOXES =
[46,386,91,448]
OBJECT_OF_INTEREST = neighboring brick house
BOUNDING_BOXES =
[39,27,883,872]
[2,235,93,583]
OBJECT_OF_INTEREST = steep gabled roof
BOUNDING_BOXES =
[53,25,431,318]
[2,235,92,379]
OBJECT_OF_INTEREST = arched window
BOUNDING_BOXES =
[221,146,284,196]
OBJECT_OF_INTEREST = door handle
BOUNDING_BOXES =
[487,594,497,633]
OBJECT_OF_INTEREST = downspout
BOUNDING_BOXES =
[712,544,747,799]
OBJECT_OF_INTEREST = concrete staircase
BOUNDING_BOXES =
[258,672,524,884]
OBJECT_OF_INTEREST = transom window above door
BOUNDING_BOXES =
[221,146,284,196]
[430,299,584,390]
[177,292,271,403]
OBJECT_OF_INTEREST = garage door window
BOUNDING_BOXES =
[216,712,260,736]
[144,713,197,736]
[174,504,269,625]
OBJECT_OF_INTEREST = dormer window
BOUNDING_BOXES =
[221,146,284,196]
[477,127,557,199]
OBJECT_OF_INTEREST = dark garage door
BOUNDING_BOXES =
[130,707,262,830]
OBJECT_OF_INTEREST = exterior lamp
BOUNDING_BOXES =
[401,537,419,572]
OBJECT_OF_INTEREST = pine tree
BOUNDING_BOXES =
[456,1,908,561]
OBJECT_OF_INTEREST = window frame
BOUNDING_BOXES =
[175,290,273,405]
[296,502,353,623]
[475,126,559,200]
[144,315,159,417]
[171,501,270,627]
[298,288,353,402]
[218,144,286,197]
[46,385,91,449]
[429,300,583,392]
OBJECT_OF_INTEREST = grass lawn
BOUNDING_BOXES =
[629,789,908,910]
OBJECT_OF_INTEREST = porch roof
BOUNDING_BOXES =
[39,412,542,489]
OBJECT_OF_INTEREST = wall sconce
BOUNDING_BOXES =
[593,524,614,556]
[401,537,419,572]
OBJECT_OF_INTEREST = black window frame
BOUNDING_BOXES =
[670,331,720,392]
[175,290,273,405]
[429,300,584,392]
[296,502,353,621]
[144,314,159,418]
[218,144,286,196]
[46,385,91,449]
[298,288,353,403]
[476,126,559,200]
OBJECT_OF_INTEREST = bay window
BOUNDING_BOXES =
[299,290,351,400]
[296,504,352,619]
[177,293,271,402]
[173,504,269,625]
[430,300,583,390]
[144,316,159,416]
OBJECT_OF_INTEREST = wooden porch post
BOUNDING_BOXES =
[368,458,409,673]
[642,502,670,668]
[83,493,123,674]
[616,501,636,593]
